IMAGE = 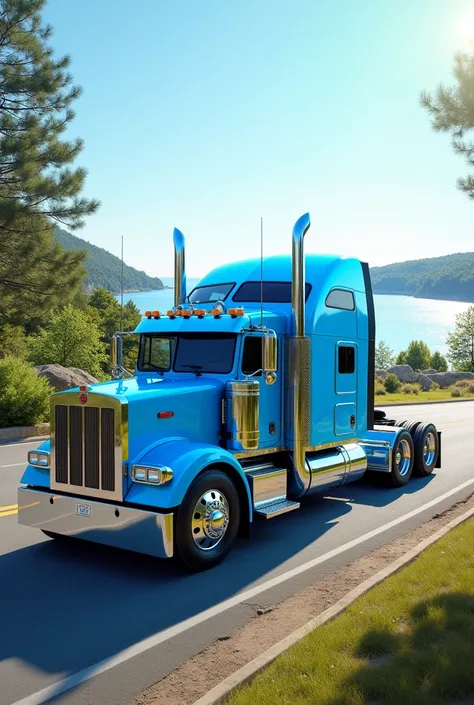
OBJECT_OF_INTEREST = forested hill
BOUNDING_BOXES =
[55,227,164,293]
[370,253,474,302]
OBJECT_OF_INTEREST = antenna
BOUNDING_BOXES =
[260,216,263,329]
[120,234,124,331]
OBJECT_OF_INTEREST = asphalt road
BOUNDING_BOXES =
[1,401,473,705]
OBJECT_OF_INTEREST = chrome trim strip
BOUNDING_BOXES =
[233,438,359,460]
[18,487,173,559]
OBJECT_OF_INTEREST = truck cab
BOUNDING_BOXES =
[18,214,440,571]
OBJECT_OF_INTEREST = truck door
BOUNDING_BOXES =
[241,334,281,449]
[335,342,357,438]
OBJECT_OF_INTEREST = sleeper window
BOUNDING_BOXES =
[338,346,355,374]
[325,289,355,311]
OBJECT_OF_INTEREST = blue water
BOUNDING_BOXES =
[119,278,471,356]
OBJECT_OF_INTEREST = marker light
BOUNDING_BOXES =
[193,309,206,318]
[182,309,192,318]
[167,310,175,318]
[211,308,222,318]
[174,309,182,316]
[79,385,88,392]
[28,450,50,468]
[158,411,174,418]
[145,310,152,318]
[228,307,244,317]
[151,310,160,318]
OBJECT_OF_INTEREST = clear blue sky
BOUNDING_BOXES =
[44,0,474,277]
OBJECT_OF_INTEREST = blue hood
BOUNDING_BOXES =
[62,376,225,464]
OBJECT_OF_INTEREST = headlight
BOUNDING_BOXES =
[28,450,50,468]
[131,465,173,485]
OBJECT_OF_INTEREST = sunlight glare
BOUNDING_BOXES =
[458,7,474,41]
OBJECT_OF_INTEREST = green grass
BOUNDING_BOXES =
[376,389,474,404]
[227,518,474,705]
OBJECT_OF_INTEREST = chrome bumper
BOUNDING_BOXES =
[18,487,174,559]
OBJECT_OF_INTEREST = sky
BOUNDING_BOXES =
[43,0,474,278]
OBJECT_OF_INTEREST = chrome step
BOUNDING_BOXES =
[255,499,300,519]
[246,465,288,508]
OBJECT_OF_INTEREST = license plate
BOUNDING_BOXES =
[75,503,91,518]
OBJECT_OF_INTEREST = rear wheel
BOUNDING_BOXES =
[390,430,414,487]
[413,423,439,477]
[176,469,240,572]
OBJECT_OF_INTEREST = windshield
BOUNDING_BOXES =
[138,334,237,374]
[188,283,235,304]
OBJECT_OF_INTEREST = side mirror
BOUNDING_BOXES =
[263,332,278,385]
[111,334,123,378]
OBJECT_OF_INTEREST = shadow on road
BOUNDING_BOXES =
[0,472,436,690]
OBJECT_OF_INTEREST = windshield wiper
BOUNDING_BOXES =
[181,364,203,376]
[142,362,165,376]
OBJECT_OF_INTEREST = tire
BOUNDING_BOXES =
[394,420,408,428]
[390,430,414,487]
[413,423,439,477]
[176,469,240,572]
[403,420,422,436]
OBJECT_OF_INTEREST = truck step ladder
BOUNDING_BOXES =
[245,463,300,519]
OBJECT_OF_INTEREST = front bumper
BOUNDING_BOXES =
[18,487,174,559]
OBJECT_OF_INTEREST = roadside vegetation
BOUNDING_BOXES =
[228,517,474,705]
[375,376,474,404]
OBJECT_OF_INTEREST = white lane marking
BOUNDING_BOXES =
[0,463,25,468]
[11,476,474,705]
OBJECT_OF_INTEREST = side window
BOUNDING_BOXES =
[325,289,355,311]
[242,336,262,376]
[140,336,172,370]
[338,346,355,374]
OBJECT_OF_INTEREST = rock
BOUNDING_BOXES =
[375,369,388,379]
[387,365,416,383]
[34,364,98,392]
[416,373,433,391]
[422,368,438,375]
[424,371,474,388]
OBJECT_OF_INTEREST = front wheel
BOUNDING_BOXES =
[390,430,414,487]
[176,469,240,572]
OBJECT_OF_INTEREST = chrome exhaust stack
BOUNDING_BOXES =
[288,213,312,497]
[173,227,187,307]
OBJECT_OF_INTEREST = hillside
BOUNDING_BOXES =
[370,252,474,303]
[55,227,164,293]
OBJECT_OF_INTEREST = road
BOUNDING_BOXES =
[1,401,473,705]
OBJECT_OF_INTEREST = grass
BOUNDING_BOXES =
[227,518,474,705]
[376,389,474,404]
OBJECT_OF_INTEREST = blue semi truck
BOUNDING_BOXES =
[18,213,440,571]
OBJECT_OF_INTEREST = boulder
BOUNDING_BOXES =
[423,371,474,389]
[34,364,98,392]
[375,369,388,379]
[387,365,416,383]
[422,368,438,375]
[416,373,433,391]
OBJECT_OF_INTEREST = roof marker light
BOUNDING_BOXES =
[228,307,244,317]
[145,310,152,318]
[194,309,206,318]
[182,309,192,318]
[167,310,176,318]
[151,310,160,318]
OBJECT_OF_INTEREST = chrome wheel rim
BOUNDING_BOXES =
[395,439,412,477]
[192,489,230,551]
[423,432,436,467]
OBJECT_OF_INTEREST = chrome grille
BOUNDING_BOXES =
[52,395,126,502]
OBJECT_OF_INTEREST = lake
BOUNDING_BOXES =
[118,277,471,356]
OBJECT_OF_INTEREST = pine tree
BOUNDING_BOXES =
[375,340,394,370]
[0,0,99,327]
[421,50,474,198]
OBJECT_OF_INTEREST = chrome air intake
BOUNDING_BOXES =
[173,227,186,307]
[288,213,312,498]
[225,379,260,451]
